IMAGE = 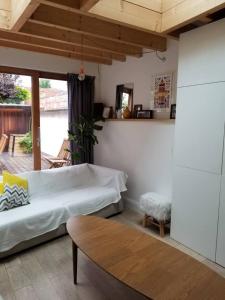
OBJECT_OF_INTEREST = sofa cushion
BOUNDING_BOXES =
[0,172,30,212]
[3,171,28,190]
[20,164,95,198]
[0,200,67,252]
[0,182,3,195]
[0,184,30,212]
[46,186,118,216]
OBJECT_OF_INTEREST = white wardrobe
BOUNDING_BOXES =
[171,19,225,267]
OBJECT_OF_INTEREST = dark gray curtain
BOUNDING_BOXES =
[68,73,95,165]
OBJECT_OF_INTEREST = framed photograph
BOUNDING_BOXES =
[152,72,173,112]
[170,104,176,119]
[102,107,111,119]
[136,110,153,119]
[133,104,143,118]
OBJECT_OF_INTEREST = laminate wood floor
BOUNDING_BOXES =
[0,209,225,300]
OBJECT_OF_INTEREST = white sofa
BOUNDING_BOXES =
[0,164,127,258]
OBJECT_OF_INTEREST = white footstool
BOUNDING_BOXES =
[140,193,171,237]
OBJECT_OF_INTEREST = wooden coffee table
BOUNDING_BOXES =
[67,216,225,300]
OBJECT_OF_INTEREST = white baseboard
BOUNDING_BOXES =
[124,197,140,212]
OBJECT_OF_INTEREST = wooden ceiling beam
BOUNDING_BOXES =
[0,39,112,64]
[0,29,126,61]
[36,0,81,11]
[80,0,100,12]
[10,0,40,31]
[30,4,166,51]
[161,0,225,33]
[21,21,143,57]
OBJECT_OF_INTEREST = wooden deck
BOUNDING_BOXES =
[0,152,50,174]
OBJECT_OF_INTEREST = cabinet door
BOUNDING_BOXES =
[178,19,225,87]
[174,83,225,174]
[171,166,221,261]
[216,175,225,267]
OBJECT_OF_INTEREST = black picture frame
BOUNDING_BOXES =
[170,104,176,119]
[102,107,111,119]
[136,110,153,119]
[133,104,143,118]
[115,84,133,113]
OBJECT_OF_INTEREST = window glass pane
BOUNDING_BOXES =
[0,74,33,175]
[39,79,70,169]
[122,92,129,108]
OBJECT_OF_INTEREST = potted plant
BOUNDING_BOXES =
[19,132,33,154]
[67,115,104,164]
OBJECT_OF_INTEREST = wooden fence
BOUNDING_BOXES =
[0,105,31,151]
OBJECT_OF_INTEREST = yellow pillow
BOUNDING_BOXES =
[2,171,28,191]
[0,182,3,195]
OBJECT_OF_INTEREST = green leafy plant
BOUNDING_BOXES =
[15,86,31,102]
[19,132,33,154]
[40,79,51,88]
[68,115,104,163]
[0,73,31,104]
[0,73,19,100]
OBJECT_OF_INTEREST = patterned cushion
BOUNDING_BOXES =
[0,184,30,212]
[0,181,3,195]
[3,171,28,190]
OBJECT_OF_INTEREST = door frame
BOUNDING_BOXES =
[0,66,67,170]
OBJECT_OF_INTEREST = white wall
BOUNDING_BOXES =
[0,47,100,98]
[95,39,178,206]
[99,39,178,111]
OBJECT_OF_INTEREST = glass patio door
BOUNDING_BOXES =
[0,67,68,175]
[0,72,37,175]
[39,77,69,169]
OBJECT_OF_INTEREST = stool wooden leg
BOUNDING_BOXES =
[143,214,148,227]
[159,222,165,237]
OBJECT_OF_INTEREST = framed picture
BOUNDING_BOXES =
[152,72,173,112]
[136,110,153,119]
[170,104,176,119]
[133,104,143,118]
[102,107,111,119]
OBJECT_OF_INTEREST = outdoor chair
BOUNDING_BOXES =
[0,134,8,154]
[44,139,70,169]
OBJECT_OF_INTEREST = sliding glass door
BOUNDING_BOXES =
[0,73,35,175]
[39,78,69,169]
[0,67,68,175]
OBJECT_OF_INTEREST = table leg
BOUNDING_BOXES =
[72,242,78,285]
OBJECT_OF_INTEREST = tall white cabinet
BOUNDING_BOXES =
[171,19,225,266]
[217,175,225,266]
